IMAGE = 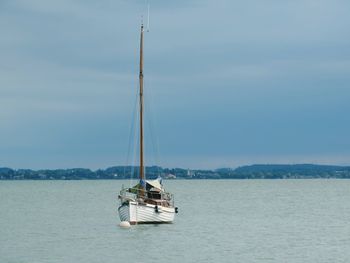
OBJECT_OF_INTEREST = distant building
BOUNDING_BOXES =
[164,173,176,179]
[187,169,195,178]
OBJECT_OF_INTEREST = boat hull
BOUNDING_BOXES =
[118,201,175,224]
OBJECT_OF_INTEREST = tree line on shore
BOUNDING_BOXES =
[1,164,350,180]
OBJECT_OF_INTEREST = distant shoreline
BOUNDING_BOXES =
[1,164,350,180]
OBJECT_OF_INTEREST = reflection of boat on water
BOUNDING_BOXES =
[117,23,177,224]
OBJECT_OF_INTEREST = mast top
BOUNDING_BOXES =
[141,3,150,32]
[141,16,144,30]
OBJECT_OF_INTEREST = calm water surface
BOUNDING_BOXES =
[1,180,350,263]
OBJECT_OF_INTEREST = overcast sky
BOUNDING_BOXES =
[1,0,350,169]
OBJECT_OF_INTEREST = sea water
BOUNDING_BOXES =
[1,180,350,263]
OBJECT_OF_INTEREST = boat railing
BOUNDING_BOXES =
[119,187,174,206]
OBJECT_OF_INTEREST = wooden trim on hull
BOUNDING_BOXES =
[129,221,173,225]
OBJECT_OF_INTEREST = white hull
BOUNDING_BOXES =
[118,201,175,224]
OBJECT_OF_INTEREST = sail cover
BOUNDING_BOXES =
[130,178,163,193]
[146,179,162,191]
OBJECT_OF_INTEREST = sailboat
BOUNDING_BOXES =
[118,23,178,224]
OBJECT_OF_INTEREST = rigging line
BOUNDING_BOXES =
[144,90,160,177]
[129,109,138,187]
[147,3,150,32]
[145,70,161,177]
[132,91,140,183]
[124,82,139,188]
[136,108,142,181]
[142,0,150,32]
[127,24,144,187]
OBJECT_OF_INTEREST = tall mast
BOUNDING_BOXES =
[139,23,145,192]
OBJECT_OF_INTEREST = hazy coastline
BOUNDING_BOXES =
[1,164,350,180]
